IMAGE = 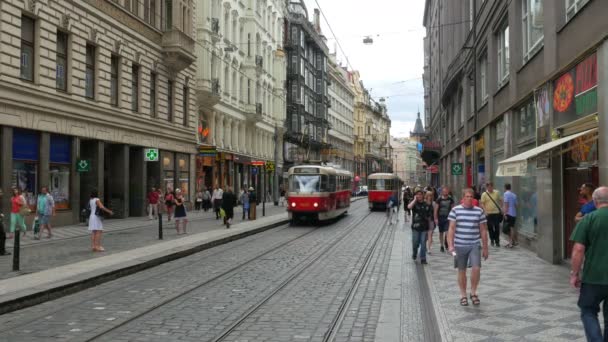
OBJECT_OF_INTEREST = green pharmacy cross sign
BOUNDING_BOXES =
[77,160,90,172]
[145,148,159,162]
[451,163,463,176]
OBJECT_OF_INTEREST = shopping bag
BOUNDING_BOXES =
[219,208,226,218]
[32,217,40,234]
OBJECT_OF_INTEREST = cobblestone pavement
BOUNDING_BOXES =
[0,201,393,342]
[423,229,587,342]
[0,203,286,279]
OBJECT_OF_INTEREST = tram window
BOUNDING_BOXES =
[327,176,336,192]
[290,175,320,193]
[320,175,329,192]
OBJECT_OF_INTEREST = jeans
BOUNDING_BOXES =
[486,214,501,245]
[148,203,158,219]
[578,283,608,342]
[412,229,428,260]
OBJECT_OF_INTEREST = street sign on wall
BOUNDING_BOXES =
[451,163,463,175]
[144,148,159,162]
[77,160,90,172]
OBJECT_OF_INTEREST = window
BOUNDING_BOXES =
[131,64,139,112]
[182,84,189,126]
[110,55,119,106]
[85,44,96,99]
[517,99,536,140]
[479,53,488,101]
[566,0,590,21]
[459,90,465,126]
[150,72,157,116]
[522,0,543,62]
[167,80,174,122]
[20,16,35,81]
[164,0,173,30]
[497,23,509,86]
[149,0,156,26]
[56,31,68,91]
[49,134,71,210]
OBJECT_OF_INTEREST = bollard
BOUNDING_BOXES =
[158,212,163,240]
[12,232,20,271]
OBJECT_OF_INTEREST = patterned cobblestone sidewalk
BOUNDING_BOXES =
[423,230,587,342]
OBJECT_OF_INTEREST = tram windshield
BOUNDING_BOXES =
[368,179,393,190]
[289,174,327,193]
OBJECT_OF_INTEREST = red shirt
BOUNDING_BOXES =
[148,191,160,204]
[11,195,23,213]
[460,198,479,207]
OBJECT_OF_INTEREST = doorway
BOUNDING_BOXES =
[563,167,598,258]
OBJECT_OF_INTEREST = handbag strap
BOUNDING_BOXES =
[485,191,503,215]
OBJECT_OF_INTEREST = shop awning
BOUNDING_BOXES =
[496,128,597,177]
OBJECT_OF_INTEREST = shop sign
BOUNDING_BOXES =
[465,145,472,157]
[198,146,217,157]
[251,161,265,166]
[422,141,441,152]
[427,165,439,174]
[77,159,90,172]
[553,53,597,122]
[224,153,233,161]
[536,153,551,169]
[144,148,159,162]
[251,167,258,175]
[265,161,275,172]
[475,136,485,152]
[535,84,551,128]
[451,163,463,175]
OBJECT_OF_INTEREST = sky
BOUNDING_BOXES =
[302,0,426,137]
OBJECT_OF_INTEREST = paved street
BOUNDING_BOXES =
[0,202,286,280]
[0,203,592,342]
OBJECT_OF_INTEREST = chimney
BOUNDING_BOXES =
[314,8,321,33]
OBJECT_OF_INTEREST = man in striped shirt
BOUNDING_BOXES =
[447,188,489,306]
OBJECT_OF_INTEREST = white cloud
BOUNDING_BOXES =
[390,120,416,138]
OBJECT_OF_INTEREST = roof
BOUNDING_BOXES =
[412,111,425,135]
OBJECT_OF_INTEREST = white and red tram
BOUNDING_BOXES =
[367,173,402,210]
[286,165,352,223]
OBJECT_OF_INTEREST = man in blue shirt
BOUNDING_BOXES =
[502,183,518,248]
[575,183,596,223]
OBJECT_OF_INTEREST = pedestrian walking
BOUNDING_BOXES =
[173,189,188,234]
[203,187,212,212]
[279,187,286,206]
[387,193,399,225]
[8,188,28,239]
[502,183,518,248]
[249,187,257,220]
[240,189,250,220]
[0,188,9,256]
[435,186,455,253]
[407,189,432,264]
[222,186,237,228]
[212,185,224,220]
[147,187,160,220]
[570,186,608,342]
[36,186,55,239]
[403,186,413,221]
[575,183,596,222]
[480,182,503,247]
[88,190,113,252]
[164,188,175,222]
[447,188,489,306]
[425,191,439,254]
[195,189,203,211]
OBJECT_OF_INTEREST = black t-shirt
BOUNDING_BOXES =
[436,196,454,219]
[411,201,432,231]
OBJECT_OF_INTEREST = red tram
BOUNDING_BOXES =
[286,165,352,223]
[367,173,402,210]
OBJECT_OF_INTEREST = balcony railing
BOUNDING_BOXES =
[212,78,221,96]
[255,55,263,69]
[211,18,220,35]
[256,103,262,115]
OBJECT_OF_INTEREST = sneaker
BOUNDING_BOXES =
[495,242,500,248]
[440,246,445,253]
[421,259,428,265]
[412,254,417,261]
[491,241,495,247]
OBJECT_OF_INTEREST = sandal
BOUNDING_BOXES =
[460,297,469,306]
[470,294,480,306]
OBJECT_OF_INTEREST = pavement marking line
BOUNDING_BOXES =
[374,225,403,342]
[416,261,443,342]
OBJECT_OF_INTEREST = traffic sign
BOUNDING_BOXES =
[77,159,90,172]
[145,148,159,162]
[451,163,463,175]
[265,161,275,172]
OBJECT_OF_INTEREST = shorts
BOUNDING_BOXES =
[454,244,481,271]
[38,214,50,225]
[504,215,516,228]
[437,218,449,233]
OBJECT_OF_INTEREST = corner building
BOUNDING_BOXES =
[0,0,197,226]
[423,0,608,263]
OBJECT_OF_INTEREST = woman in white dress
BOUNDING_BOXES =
[88,190,113,252]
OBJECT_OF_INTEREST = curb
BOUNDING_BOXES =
[0,219,289,315]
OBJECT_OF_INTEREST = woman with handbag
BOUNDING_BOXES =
[173,189,188,235]
[480,182,503,247]
[8,188,28,239]
[88,190,113,252]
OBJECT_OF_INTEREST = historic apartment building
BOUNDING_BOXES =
[423,0,608,263]
[196,0,286,199]
[326,53,355,173]
[283,1,330,170]
[0,0,196,226]
[391,137,424,186]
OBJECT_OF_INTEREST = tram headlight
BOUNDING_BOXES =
[291,202,296,207]
[313,202,319,208]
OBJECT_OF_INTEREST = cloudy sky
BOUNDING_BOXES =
[302,0,426,137]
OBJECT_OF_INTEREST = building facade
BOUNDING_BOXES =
[391,137,424,186]
[423,0,608,263]
[196,0,286,201]
[0,0,197,226]
[364,98,392,175]
[351,71,367,183]
[283,1,330,170]
[326,54,355,173]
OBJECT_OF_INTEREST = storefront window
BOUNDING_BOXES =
[516,162,538,235]
[50,134,71,209]
[12,129,39,210]
[161,151,175,192]
[177,153,190,200]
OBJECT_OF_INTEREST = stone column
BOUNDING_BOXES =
[39,132,50,191]
[1,127,13,216]
[225,117,232,150]
[598,41,608,186]
[129,147,146,216]
[217,114,224,148]
[118,145,130,218]
[70,137,80,223]
[233,121,239,153]
[252,127,258,157]
[96,141,105,200]
[209,111,216,145]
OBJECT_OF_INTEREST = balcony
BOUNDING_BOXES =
[211,18,220,43]
[255,55,263,74]
[161,29,195,74]
[196,78,221,108]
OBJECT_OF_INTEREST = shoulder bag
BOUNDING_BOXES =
[485,191,503,223]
